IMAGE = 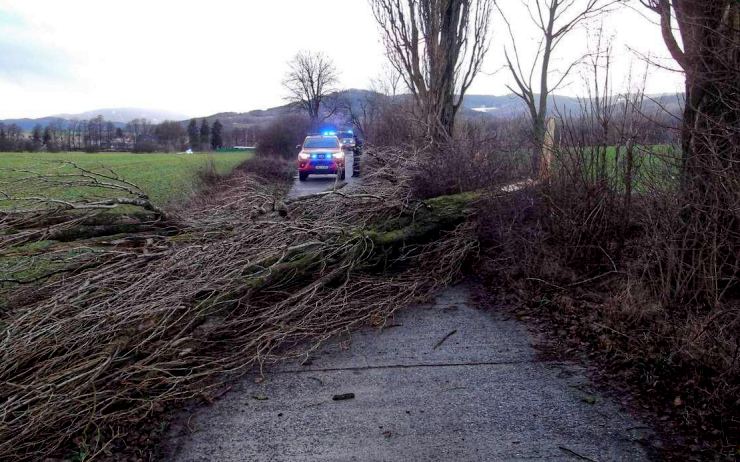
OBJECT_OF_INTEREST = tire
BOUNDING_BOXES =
[299,172,309,181]
[338,168,346,181]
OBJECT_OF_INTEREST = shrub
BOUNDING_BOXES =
[410,118,530,199]
[241,155,296,183]
[474,107,738,457]
[132,139,159,153]
[256,114,311,160]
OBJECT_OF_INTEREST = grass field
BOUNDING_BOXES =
[549,144,681,192]
[0,151,253,206]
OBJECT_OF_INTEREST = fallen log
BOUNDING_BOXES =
[368,191,479,246]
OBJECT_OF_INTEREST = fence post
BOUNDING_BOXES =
[540,117,556,181]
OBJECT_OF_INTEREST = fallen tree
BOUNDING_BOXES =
[0,149,483,461]
[1,162,169,249]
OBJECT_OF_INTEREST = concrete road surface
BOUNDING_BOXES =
[288,149,358,199]
[163,285,654,461]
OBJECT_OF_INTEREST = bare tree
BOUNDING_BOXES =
[495,0,617,175]
[641,0,739,186]
[339,67,404,141]
[369,0,493,145]
[283,51,339,127]
[640,0,739,302]
[371,63,404,97]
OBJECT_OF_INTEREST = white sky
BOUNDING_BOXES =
[0,0,684,119]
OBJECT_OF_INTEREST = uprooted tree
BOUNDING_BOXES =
[369,0,494,145]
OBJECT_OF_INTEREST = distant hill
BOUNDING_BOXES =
[1,92,683,133]
[0,117,72,132]
[462,94,583,117]
[52,108,190,124]
[194,106,291,131]
[191,90,379,131]
[461,93,683,118]
[0,108,190,131]
[199,89,682,127]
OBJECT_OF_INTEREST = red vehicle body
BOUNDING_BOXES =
[297,135,345,181]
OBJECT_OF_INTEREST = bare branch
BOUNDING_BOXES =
[369,0,494,142]
[283,51,340,126]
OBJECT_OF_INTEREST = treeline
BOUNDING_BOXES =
[0,116,256,153]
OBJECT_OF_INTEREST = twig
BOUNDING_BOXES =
[558,446,597,462]
[433,330,458,350]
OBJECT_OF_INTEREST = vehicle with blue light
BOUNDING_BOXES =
[297,135,346,181]
[337,130,357,150]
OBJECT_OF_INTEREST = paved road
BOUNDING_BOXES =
[287,149,358,199]
[164,285,653,461]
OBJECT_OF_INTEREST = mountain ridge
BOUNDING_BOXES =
[0,108,190,131]
[1,91,683,132]
[51,107,191,124]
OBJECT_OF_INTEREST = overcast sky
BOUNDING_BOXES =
[0,0,684,119]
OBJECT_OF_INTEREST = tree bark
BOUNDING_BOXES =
[650,0,740,301]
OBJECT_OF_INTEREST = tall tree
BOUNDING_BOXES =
[154,121,186,151]
[187,119,199,149]
[0,124,8,151]
[199,119,210,150]
[42,126,52,146]
[495,0,616,175]
[88,115,105,150]
[642,0,738,186]
[642,0,739,302]
[104,121,115,148]
[369,0,493,144]
[31,124,43,146]
[282,51,339,127]
[126,118,154,152]
[211,120,224,150]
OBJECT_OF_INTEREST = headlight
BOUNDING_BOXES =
[333,152,345,159]
[298,152,309,160]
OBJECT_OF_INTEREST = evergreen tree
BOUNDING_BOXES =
[187,119,199,149]
[211,120,224,150]
[0,125,7,151]
[42,126,52,145]
[199,119,210,149]
[31,125,43,151]
[31,125,42,144]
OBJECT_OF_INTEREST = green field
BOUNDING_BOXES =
[549,144,681,191]
[0,151,253,207]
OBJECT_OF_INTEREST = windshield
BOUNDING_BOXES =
[338,132,354,139]
[303,137,339,149]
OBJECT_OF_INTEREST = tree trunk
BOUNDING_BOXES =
[672,0,740,302]
[531,117,546,177]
